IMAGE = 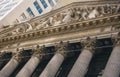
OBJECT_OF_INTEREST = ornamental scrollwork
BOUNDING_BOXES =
[12,48,24,62]
[32,45,46,60]
[112,32,120,45]
[81,37,96,53]
[55,41,70,57]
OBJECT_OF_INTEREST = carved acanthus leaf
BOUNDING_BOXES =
[81,37,96,53]
[13,48,24,62]
[55,41,70,57]
[112,32,120,45]
[33,45,46,59]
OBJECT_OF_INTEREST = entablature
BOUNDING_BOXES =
[0,1,120,51]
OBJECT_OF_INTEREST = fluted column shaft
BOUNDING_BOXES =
[16,56,40,77]
[39,41,69,77]
[102,38,120,77]
[68,38,95,77]
[39,53,64,77]
[0,58,19,77]
[16,45,46,77]
[68,49,93,77]
[0,49,23,77]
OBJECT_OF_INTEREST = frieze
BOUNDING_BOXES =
[0,14,119,45]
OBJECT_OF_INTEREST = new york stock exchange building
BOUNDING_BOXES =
[0,0,120,77]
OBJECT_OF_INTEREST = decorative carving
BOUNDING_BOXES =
[13,48,24,62]
[0,52,6,58]
[0,2,120,47]
[35,18,52,30]
[52,13,63,26]
[62,9,74,23]
[116,4,120,13]
[112,32,120,45]
[55,41,70,57]
[88,7,99,19]
[32,45,46,59]
[112,25,120,31]
[1,3,120,36]
[81,37,96,53]
[25,23,33,32]
[33,4,120,29]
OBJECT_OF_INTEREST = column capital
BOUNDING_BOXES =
[81,37,96,53]
[113,38,120,45]
[55,41,70,57]
[0,52,6,58]
[13,48,24,62]
[32,45,46,60]
[112,32,120,45]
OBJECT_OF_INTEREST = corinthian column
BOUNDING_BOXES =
[0,48,23,77]
[39,41,70,77]
[102,36,120,77]
[68,37,96,77]
[16,45,46,77]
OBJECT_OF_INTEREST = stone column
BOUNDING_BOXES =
[39,41,70,77]
[0,48,23,77]
[16,45,46,77]
[102,36,120,77]
[68,37,96,77]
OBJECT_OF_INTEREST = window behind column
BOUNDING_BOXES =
[40,0,48,8]
[26,7,35,17]
[34,1,43,14]
[48,0,54,7]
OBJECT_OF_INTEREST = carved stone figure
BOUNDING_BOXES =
[74,8,82,21]
[34,22,43,30]
[97,6,105,17]
[49,16,54,26]
[111,5,117,14]
[35,18,51,29]
[116,4,120,13]
[88,7,99,19]
[25,23,33,32]
[62,9,74,23]
[53,14,62,26]
[81,7,89,20]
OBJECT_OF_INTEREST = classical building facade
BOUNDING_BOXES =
[0,0,120,77]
